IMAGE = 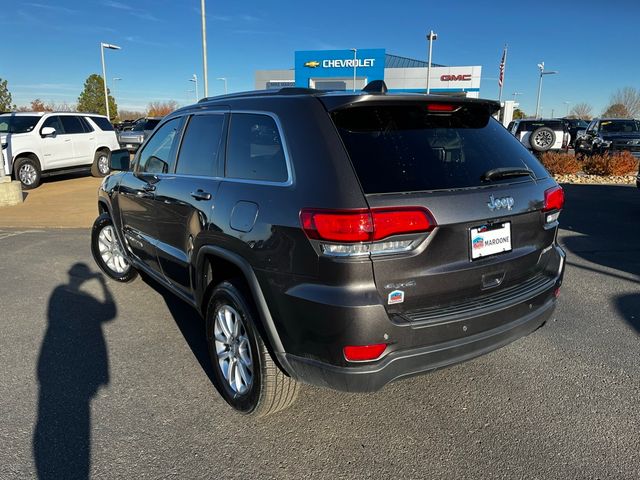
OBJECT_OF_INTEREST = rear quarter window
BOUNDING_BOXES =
[89,116,115,131]
[331,104,549,194]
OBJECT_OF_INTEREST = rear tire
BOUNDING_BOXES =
[91,213,138,282]
[529,127,556,152]
[15,156,41,189]
[205,280,299,417]
[91,149,110,177]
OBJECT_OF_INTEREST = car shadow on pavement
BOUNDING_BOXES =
[139,273,222,396]
[33,263,116,480]
[560,183,640,334]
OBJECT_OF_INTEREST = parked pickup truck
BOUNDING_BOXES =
[574,118,640,158]
[117,117,161,152]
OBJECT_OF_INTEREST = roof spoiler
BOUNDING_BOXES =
[362,80,388,94]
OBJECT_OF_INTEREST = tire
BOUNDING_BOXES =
[205,280,299,417]
[91,213,138,282]
[15,155,41,189]
[91,149,110,177]
[529,127,556,152]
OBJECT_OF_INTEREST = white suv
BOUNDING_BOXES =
[507,119,570,153]
[0,112,120,189]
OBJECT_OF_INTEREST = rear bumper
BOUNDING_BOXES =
[284,298,556,392]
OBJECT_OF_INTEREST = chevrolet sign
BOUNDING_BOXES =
[304,61,320,68]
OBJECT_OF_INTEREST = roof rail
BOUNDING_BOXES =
[198,86,320,103]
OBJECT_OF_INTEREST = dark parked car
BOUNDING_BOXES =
[117,117,161,152]
[91,83,566,417]
[575,118,640,158]
[562,118,590,148]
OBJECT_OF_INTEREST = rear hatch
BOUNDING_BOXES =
[326,98,562,320]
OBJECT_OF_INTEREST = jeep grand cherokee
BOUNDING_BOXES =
[91,82,566,417]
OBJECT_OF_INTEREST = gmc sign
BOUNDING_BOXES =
[440,74,472,81]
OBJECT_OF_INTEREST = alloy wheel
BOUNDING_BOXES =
[19,164,37,186]
[97,225,130,274]
[214,304,254,395]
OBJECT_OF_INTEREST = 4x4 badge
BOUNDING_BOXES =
[487,194,514,211]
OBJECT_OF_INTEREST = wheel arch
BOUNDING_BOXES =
[13,151,42,174]
[195,245,293,376]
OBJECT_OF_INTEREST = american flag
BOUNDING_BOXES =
[498,47,507,87]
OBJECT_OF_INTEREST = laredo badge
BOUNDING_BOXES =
[388,290,405,305]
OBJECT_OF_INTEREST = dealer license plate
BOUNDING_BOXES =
[470,222,512,260]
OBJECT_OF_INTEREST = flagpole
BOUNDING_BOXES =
[498,44,508,103]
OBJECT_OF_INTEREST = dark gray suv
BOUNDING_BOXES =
[91,82,566,417]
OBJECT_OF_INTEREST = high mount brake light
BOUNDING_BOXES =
[300,208,435,243]
[427,104,457,112]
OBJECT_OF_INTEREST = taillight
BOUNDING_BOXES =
[343,343,387,362]
[543,186,564,223]
[300,209,372,242]
[300,207,436,256]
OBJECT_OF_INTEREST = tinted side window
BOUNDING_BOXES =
[144,119,160,131]
[78,116,94,133]
[42,116,64,133]
[137,118,182,174]
[89,116,114,131]
[176,114,225,176]
[226,113,288,182]
[60,116,85,134]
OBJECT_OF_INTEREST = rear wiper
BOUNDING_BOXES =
[481,167,533,182]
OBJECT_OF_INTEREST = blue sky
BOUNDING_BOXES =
[1,0,638,116]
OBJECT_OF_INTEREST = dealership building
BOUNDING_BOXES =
[255,48,482,97]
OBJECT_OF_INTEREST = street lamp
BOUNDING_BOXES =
[216,77,228,94]
[350,48,357,92]
[200,0,209,97]
[189,74,198,102]
[564,101,571,116]
[534,62,558,119]
[512,92,523,102]
[426,30,437,94]
[100,42,121,121]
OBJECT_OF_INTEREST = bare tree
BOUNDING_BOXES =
[609,87,640,118]
[147,100,179,117]
[602,103,630,118]
[119,110,145,120]
[569,102,593,120]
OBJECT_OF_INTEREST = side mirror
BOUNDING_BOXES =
[109,148,131,171]
[40,126,56,137]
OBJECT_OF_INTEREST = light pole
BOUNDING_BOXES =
[216,77,228,94]
[112,77,122,109]
[512,92,523,102]
[189,74,199,102]
[350,48,357,92]
[534,62,558,119]
[100,42,121,121]
[200,0,209,97]
[564,101,571,117]
[426,30,437,94]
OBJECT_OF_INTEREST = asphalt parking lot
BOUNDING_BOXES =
[1,183,639,479]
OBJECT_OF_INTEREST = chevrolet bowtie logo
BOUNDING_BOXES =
[304,61,320,68]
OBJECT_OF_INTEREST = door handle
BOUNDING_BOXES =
[190,189,211,201]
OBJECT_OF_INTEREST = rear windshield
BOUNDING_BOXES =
[600,120,640,133]
[0,115,40,134]
[130,119,160,131]
[332,104,548,194]
[89,116,114,131]
[518,120,566,132]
